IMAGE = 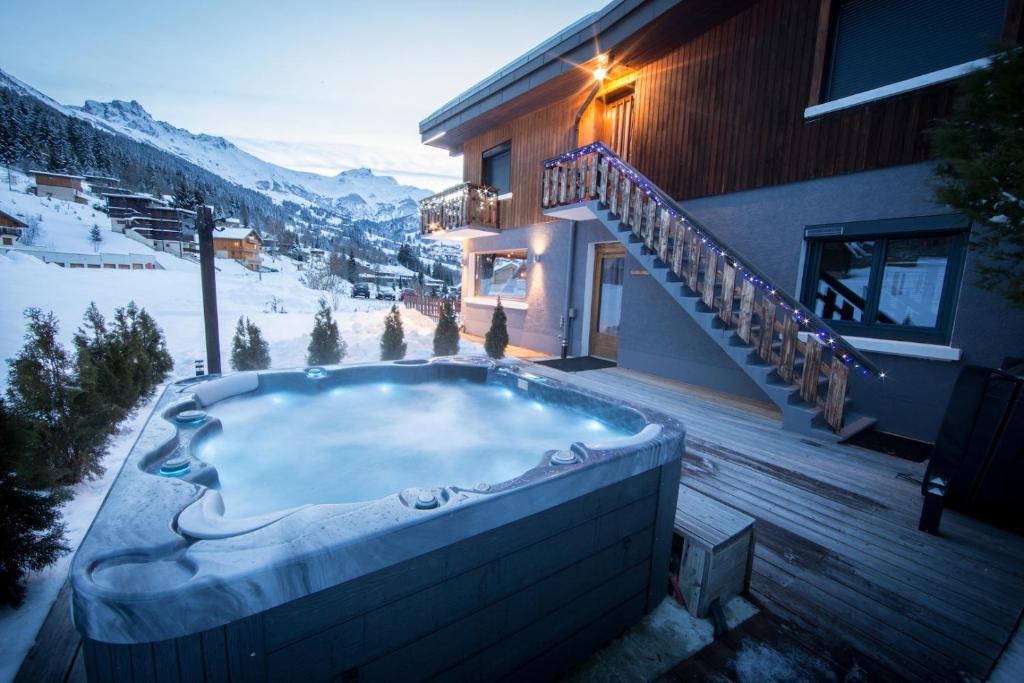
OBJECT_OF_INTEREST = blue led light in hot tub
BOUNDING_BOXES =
[159,457,191,477]
[174,410,207,425]
[305,367,328,379]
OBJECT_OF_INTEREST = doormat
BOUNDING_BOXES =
[536,356,616,372]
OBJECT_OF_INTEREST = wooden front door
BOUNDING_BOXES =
[589,243,626,361]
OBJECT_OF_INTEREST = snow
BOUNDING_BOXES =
[0,179,482,681]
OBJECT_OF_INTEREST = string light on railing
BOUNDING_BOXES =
[545,142,887,379]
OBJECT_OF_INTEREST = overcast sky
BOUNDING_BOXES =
[0,0,605,190]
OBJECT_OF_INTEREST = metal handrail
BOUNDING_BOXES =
[543,141,884,376]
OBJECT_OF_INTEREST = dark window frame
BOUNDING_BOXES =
[481,141,512,195]
[800,214,970,344]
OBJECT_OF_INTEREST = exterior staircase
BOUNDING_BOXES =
[541,142,883,442]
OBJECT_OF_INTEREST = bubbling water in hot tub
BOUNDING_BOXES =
[193,381,632,518]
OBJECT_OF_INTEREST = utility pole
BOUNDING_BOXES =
[197,205,222,374]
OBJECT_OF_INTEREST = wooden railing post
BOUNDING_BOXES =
[778,315,798,383]
[608,165,620,215]
[701,247,718,309]
[758,300,776,362]
[825,357,849,431]
[800,336,823,404]
[686,232,701,292]
[737,279,755,342]
[719,262,736,325]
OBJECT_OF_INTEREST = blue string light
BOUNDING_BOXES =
[544,142,887,379]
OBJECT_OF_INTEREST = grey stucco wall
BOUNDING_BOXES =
[461,219,771,404]
[461,162,1024,442]
[681,161,1024,441]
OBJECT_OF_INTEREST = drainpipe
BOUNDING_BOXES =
[561,83,601,359]
[560,220,577,359]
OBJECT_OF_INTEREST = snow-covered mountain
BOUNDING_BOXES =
[0,69,430,223]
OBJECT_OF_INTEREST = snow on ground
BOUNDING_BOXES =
[0,181,481,682]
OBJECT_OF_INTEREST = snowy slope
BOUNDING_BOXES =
[0,69,431,222]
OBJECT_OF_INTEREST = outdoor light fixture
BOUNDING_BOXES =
[593,53,609,81]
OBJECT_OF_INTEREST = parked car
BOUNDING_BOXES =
[376,286,397,301]
[352,283,371,298]
[399,287,417,301]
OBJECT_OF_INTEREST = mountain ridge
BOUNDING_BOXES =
[0,68,430,223]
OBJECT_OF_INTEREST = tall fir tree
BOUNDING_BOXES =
[931,48,1024,306]
[433,298,460,356]
[231,316,272,371]
[380,305,408,361]
[307,298,346,365]
[0,397,70,608]
[484,298,509,359]
[89,224,103,251]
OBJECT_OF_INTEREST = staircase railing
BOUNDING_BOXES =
[541,141,885,433]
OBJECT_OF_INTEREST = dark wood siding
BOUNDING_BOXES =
[461,0,989,228]
[463,97,580,228]
[628,0,960,201]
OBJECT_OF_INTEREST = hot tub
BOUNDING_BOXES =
[71,358,685,682]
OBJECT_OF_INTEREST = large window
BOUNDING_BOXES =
[823,0,1007,102]
[482,141,511,195]
[474,250,527,299]
[801,215,969,343]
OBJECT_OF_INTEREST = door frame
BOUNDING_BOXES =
[581,240,625,360]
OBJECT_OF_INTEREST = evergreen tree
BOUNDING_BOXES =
[172,175,193,209]
[484,298,509,359]
[346,249,358,284]
[73,303,131,428]
[89,224,103,251]
[307,298,346,365]
[380,305,408,361]
[931,48,1024,306]
[231,316,271,371]
[5,309,108,482]
[0,398,70,608]
[110,302,173,402]
[433,298,460,356]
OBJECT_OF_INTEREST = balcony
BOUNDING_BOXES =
[419,182,500,240]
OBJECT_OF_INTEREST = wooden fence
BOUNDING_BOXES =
[403,295,460,322]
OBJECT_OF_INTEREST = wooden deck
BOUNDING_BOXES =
[15,365,1024,682]
[528,365,1024,682]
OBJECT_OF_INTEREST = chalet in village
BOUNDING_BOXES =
[418,0,1024,445]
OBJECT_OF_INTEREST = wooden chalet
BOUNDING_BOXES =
[418,0,1024,445]
[31,170,87,203]
[212,225,263,269]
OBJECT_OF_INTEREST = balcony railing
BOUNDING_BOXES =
[541,141,885,433]
[419,182,500,238]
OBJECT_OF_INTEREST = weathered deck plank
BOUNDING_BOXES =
[527,364,1024,682]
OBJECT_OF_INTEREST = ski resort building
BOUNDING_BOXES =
[418,0,1024,445]
[103,192,196,257]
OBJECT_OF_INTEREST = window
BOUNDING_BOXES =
[482,141,511,195]
[474,250,527,299]
[822,0,1007,102]
[801,215,969,343]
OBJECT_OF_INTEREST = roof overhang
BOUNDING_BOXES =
[418,0,756,156]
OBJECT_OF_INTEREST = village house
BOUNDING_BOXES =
[418,0,1024,446]
[212,225,262,269]
[0,207,28,246]
[30,170,87,203]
